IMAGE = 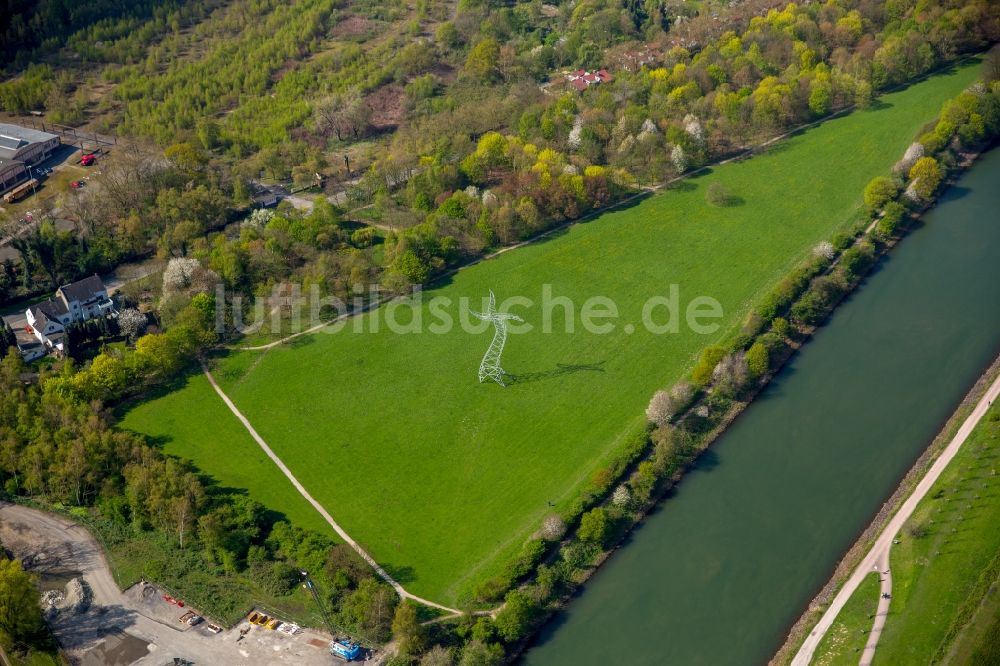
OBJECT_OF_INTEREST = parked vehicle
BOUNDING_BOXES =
[80,154,96,166]
[187,614,203,626]
[206,624,223,634]
[69,180,83,189]
[3,179,38,202]
[265,618,282,630]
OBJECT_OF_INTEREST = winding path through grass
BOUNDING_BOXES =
[199,359,462,615]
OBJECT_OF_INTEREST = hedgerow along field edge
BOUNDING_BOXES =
[119,61,981,606]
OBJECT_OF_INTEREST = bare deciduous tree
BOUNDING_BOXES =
[313,94,372,142]
[95,142,168,219]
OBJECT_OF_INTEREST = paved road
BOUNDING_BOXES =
[0,503,336,666]
[792,371,1000,665]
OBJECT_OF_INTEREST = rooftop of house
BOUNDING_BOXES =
[566,69,613,84]
[27,302,62,333]
[57,274,107,304]
[29,297,68,321]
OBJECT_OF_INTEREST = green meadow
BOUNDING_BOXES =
[120,62,981,606]
[119,372,330,535]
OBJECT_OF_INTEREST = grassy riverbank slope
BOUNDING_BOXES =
[120,61,981,606]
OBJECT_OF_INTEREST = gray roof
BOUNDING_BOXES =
[31,298,68,319]
[28,299,67,332]
[0,123,58,162]
[58,274,106,304]
[0,123,58,145]
[0,135,26,151]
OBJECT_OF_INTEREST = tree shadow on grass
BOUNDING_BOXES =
[707,193,746,207]
[669,178,698,192]
[381,563,417,585]
[134,434,297,533]
[112,364,204,418]
[506,361,606,385]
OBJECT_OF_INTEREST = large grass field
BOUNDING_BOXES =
[119,62,981,606]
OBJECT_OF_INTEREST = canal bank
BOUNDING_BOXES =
[521,148,1000,665]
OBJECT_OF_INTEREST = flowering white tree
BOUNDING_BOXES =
[894,142,924,174]
[541,514,566,541]
[162,257,202,293]
[244,207,274,229]
[612,485,631,508]
[713,351,749,396]
[617,134,636,155]
[671,144,688,173]
[118,308,146,341]
[645,381,693,426]
[638,118,658,140]
[813,241,835,261]
[683,114,704,144]
[567,116,584,149]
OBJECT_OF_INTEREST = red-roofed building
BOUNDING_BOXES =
[565,69,613,91]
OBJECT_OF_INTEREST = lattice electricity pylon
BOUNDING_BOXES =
[471,290,523,387]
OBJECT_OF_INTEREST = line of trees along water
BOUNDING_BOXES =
[521,147,1000,665]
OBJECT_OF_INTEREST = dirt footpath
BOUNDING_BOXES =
[0,502,340,666]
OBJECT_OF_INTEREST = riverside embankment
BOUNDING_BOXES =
[522,148,1000,665]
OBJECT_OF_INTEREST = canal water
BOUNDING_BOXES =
[523,150,1000,666]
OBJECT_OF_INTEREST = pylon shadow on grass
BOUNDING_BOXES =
[506,361,606,385]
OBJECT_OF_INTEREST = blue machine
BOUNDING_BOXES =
[330,639,362,661]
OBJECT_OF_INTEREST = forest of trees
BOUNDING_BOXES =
[5,0,996,315]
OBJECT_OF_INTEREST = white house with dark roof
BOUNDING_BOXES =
[25,274,114,352]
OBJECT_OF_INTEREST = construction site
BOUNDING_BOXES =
[0,502,379,665]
